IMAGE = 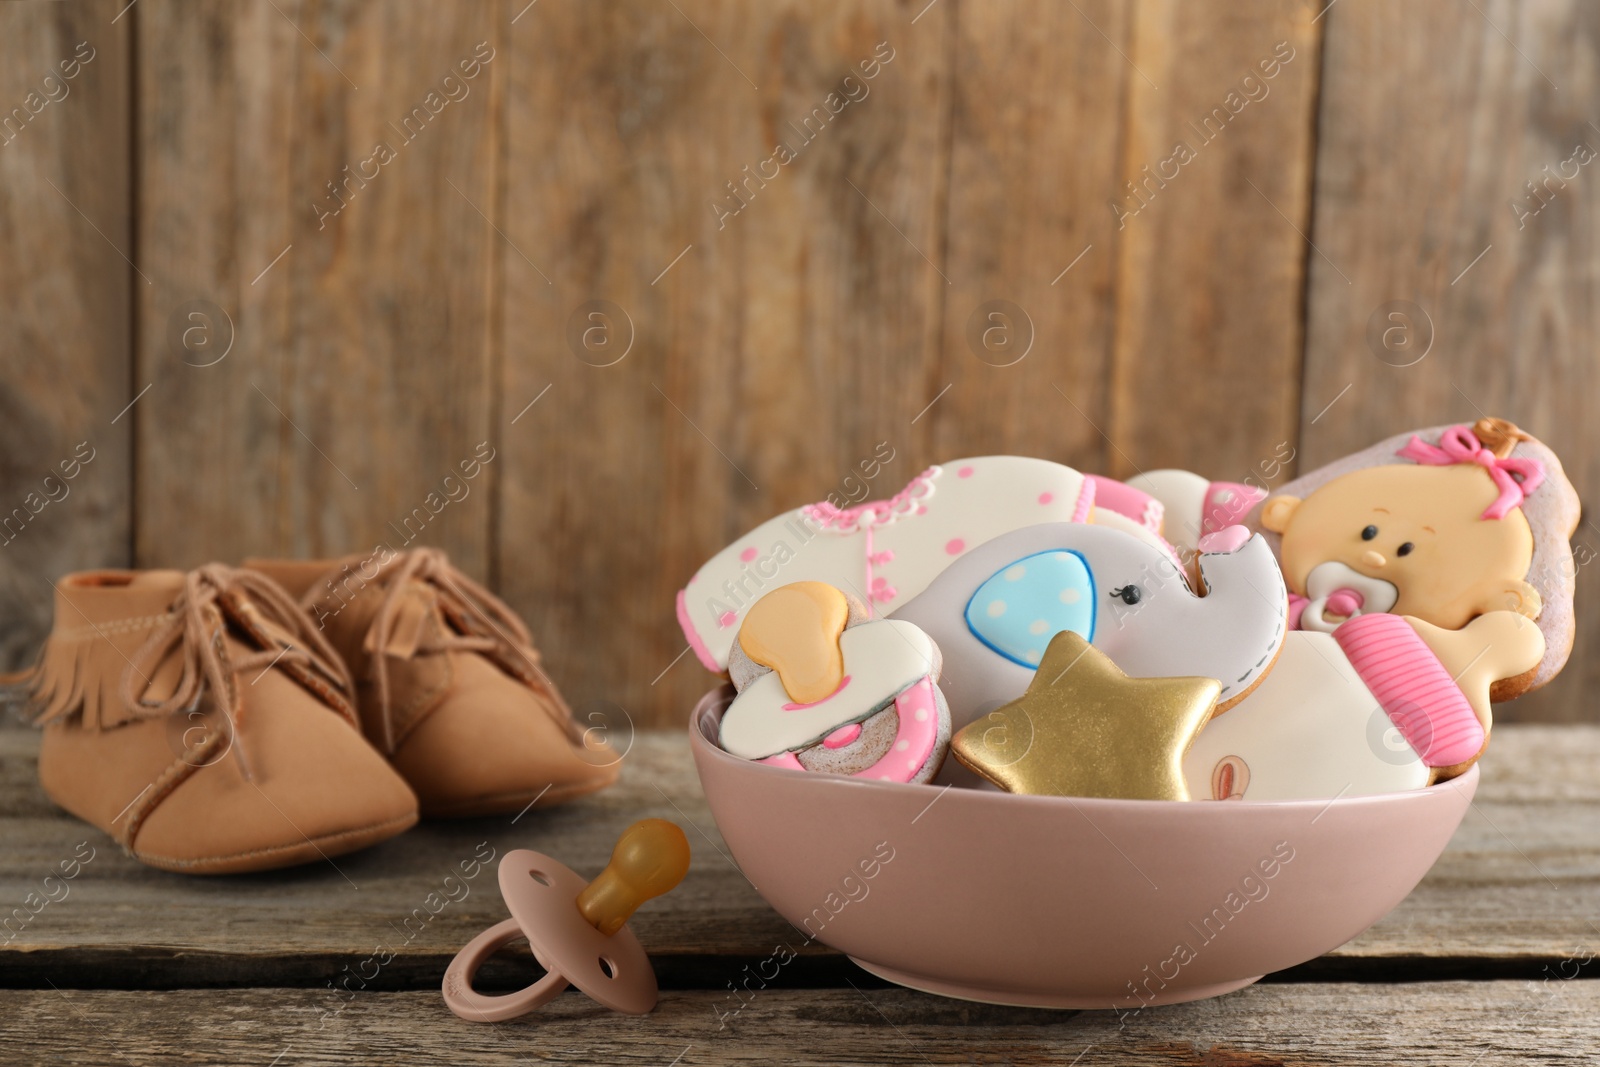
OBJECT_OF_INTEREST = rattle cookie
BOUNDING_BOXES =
[720,582,951,783]
[893,522,1286,737]
[443,820,690,1021]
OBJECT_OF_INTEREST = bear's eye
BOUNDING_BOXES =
[1397,542,1415,557]
[1361,525,1379,541]
[1111,585,1142,606]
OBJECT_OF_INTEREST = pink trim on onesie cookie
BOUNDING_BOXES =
[677,588,722,672]
[1071,475,1097,523]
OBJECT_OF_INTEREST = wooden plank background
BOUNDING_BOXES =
[1,0,1595,727]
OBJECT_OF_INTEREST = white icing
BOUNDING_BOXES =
[1182,632,1429,800]
[893,522,1287,737]
[1299,560,1399,633]
[1087,507,1184,568]
[719,620,937,759]
[1126,469,1212,559]
[681,457,1090,670]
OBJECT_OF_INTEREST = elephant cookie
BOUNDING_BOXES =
[719,582,951,784]
[1184,609,1544,800]
[892,521,1287,739]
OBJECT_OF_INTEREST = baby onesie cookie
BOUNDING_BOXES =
[719,582,951,784]
[679,458,1096,673]
[892,521,1286,738]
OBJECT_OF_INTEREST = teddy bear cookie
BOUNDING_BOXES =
[718,582,951,784]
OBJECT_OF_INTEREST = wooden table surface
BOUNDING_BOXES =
[2,724,1596,1065]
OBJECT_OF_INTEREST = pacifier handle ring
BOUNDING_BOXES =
[442,917,569,1022]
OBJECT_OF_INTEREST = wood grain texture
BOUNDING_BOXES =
[1302,0,1600,723]
[2,726,1596,988]
[4,981,1598,1066]
[933,0,1126,470]
[1109,0,1323,479]
[495,1,952,727]
[134,0,501,577]
[0,2,131,669]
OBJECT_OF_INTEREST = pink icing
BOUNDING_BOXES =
[1334,612,1486,768]
[739,546,758,562]
[677,588,722,671]
[1083,475,1161,530]
[1039,492,1054,505]
[754,676,941,783]
[861,528,897,614]
[945,538,965,555]
[1070,475,1096,523]
[1201,482,1268,535]
[958,466,974,478]
[822,723,862,748]
[801,466,940,533]
[1396,425,1545,521]
[781,675,853,711]
[717,611,737,628]
[851,676,940,781]
[1197,525,1250,555]
[1325,589,1364,618]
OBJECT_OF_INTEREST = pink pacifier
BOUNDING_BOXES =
[443,819,691,1021]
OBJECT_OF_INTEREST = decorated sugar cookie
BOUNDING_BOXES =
[1108,470,1265,565]
[719,582,951,784]
[1184,609,1544,800]
[952,631,1220,801]
[1132,418,1580,698]
[892,522,1287,737]
[677,458,1097,673]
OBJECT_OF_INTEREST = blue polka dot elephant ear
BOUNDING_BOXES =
[964,551,1096,668]
[892,522,1289,739]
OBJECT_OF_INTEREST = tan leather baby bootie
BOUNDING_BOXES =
[245,549,619,818]
[15,567,419,875]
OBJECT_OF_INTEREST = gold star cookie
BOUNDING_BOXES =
[951,631,1220,801]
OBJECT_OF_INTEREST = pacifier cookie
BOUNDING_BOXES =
[719,582,951,784]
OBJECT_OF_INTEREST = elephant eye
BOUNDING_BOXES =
[1361,525,1379,541]
[1111,585,1142,605]
[1397,542,1415,556]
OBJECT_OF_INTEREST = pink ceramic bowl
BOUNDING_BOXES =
[689,687,1475,1009]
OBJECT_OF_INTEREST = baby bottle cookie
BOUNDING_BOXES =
[719,582,951,784]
